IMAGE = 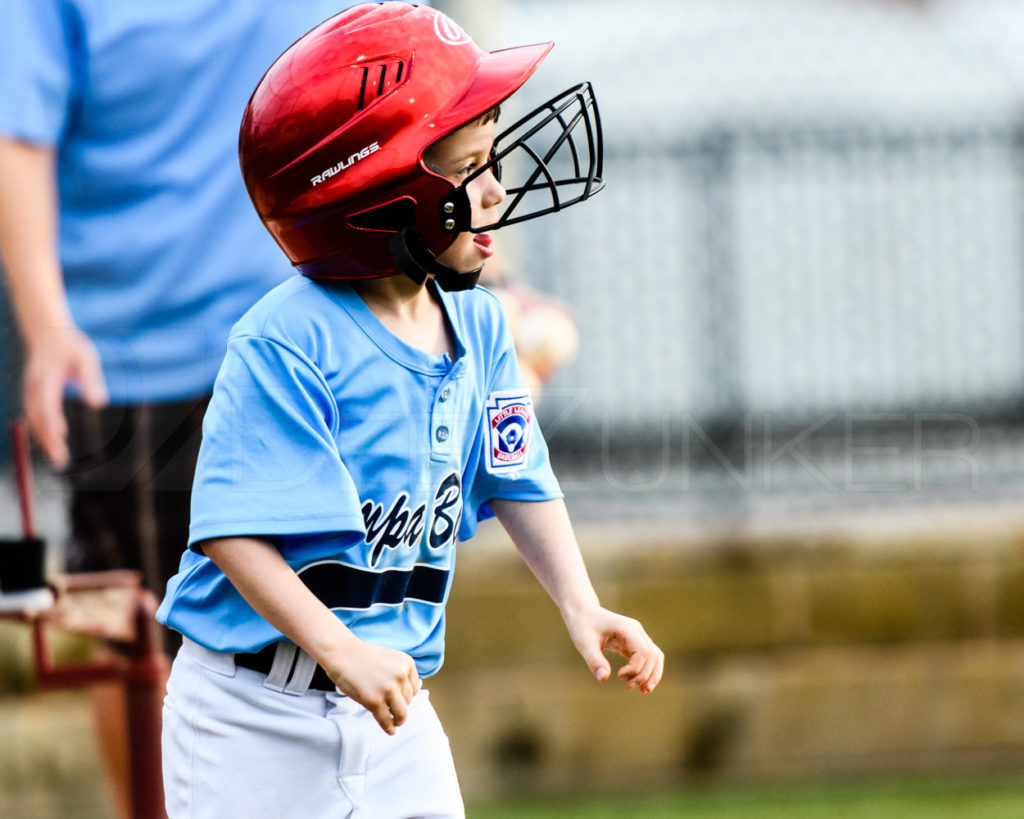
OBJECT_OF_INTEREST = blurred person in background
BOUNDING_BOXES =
[0,1,394,815]
[479,245,581,403]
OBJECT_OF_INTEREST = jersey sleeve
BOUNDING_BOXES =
[0,0,77,143]
[187,333,366,550]
[460,324,564,541]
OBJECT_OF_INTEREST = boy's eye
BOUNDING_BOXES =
[456,161,478,179]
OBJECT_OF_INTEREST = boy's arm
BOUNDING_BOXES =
[489,498,664,693]
[0,138,108,468]
[201,536,421,734]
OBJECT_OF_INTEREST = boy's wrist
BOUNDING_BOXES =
[305,622,363,672]
[557,593,602,624]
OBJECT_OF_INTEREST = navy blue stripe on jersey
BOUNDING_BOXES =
[297,561,449,610]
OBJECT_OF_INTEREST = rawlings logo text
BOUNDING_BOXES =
[311,141,380,186]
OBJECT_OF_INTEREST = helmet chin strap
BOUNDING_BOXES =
[389,228,482,292]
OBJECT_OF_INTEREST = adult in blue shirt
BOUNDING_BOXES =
[0,3,384,816]
[0,0,379,616]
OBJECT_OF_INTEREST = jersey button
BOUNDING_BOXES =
[439,386,451,402]
[435,425,450,442]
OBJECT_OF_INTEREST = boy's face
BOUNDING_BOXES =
[423,120,505,274]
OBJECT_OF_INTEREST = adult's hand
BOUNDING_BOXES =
[23,325,108,468]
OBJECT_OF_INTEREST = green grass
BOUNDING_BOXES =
[467,777,1024,819]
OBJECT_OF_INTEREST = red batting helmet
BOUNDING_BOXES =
[239,2,604,290]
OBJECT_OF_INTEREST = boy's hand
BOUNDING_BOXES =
[563,606,664,693]
[324,638,422,735]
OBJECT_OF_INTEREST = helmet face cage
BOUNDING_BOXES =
[438,82,604,235]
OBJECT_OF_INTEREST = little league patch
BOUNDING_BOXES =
[485,389,533,474]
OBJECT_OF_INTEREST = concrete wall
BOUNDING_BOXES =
[429,514,1024,799]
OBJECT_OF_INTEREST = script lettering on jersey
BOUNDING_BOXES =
[429,472,462,549]
[310,141,380,186]
[361,471,463,566]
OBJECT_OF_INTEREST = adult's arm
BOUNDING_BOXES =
[0,137,107,467]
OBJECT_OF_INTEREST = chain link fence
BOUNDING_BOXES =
[469,0,1024,525]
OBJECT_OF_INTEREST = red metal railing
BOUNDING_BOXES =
[4,420,168,819]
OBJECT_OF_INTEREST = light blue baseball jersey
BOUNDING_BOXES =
[157,276,562,677]
[0,0,367,403]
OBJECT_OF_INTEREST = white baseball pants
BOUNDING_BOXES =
[162,638,465,818]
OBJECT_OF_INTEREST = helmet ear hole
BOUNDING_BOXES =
[347,197,417,232]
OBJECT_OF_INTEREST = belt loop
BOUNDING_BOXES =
[284,648,318,695]
[263,642,297,693]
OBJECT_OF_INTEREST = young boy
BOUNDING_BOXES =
[156,4,663,817]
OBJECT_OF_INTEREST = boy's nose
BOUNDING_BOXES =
[482,169,506,209]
